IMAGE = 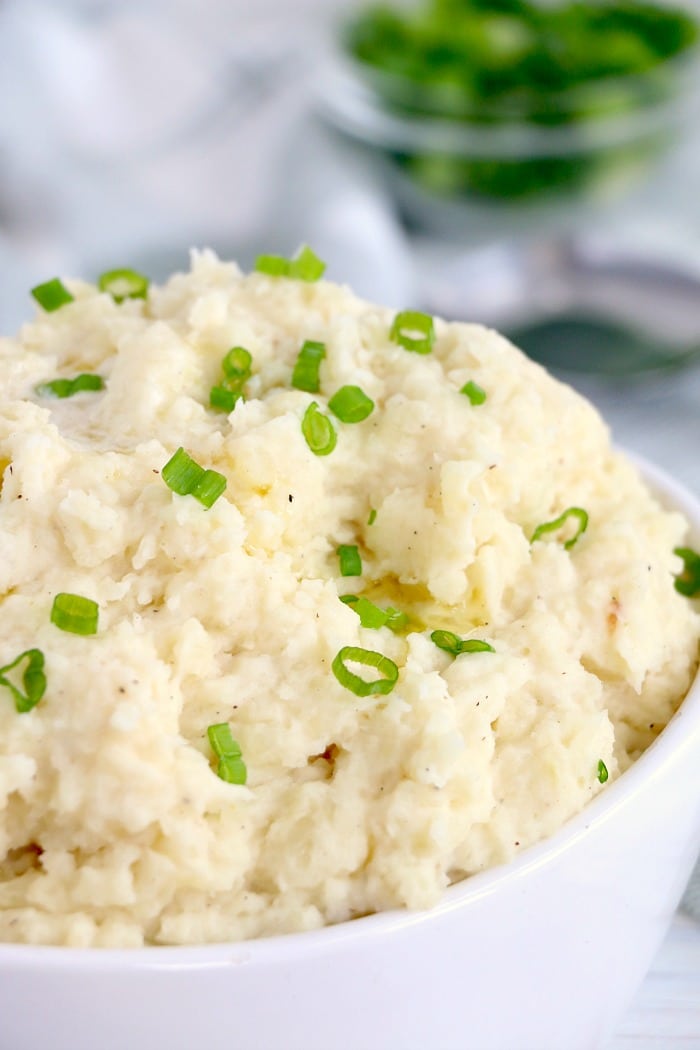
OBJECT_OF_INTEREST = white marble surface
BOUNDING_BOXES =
[609,913,700,1048]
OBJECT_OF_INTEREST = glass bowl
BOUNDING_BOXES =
[319,0,700,236]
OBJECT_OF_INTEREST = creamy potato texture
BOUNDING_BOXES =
[0,252,698,947]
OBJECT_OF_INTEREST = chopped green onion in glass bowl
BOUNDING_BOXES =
[322,0,700,223]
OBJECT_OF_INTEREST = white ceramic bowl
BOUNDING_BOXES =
[1,454,699,1050]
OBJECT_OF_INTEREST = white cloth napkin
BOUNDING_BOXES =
[0,0,413,329]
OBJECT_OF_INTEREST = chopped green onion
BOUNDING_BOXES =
[301,402,337,456]
[254,254,289,277]
[207,722,242,758]
[162,447,205,495]
[460,380,486,405]
[384,607,409,632]
[431,630,495,657]
[222,347,252,380]
[35,373,104,399]
[673,546,700,597]
[597,759,609,784]
[31,278,74,312]
[390,310,435,354]
[338,544,362,577]
[332,645,399,697]
[51,593,99,636]
[254,244,326,282]
[292,340,326,393]
[98,268,150,303]
[289,244,326,282]
[217,756,247,784]
[368,508,377,525]
[209,347,251,412]
[207,722,247,785]
[161,447,227,508]
[340,594,388,629]
[193,469,228,509]
[35,379,72,398]
[209,385,243,413]
[0,649,46,713]
[71,374,104,394]
[340,595,409,632]
[531,507,589,550]
[328,385,375,423]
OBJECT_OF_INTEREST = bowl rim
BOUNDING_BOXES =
[319,46,700,158]
[1,451,699,971]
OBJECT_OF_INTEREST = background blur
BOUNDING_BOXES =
[2,0,700,477]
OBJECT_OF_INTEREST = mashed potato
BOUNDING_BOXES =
[0,251,697,947]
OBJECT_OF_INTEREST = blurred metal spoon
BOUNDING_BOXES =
[508,314,700,375]
[421,233,700,374]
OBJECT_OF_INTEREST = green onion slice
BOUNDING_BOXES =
[292,340,326,393]
[254,254,289,277]
[289,245,326,281]
[207,722,242,758]
[332,645,399,697]
[31,278,74,312]
[531,507,588,550]
[390,310,435,354]
[368,508,377,525]
[209,347,251,412]
[35,379,72,398]
[340,595,387,630]
[216,756,247,784]
[328,385,374,423]
[673,546,700,597]
[431,630,495,657]
[338,544,362,577]
[193,469,227,509]
[340,595,409,632]
[210,385,243,413]
[35,373,104,399]
[98,268,150,302]
[460,380,486,405]
[384,607,409,632]
[0,649,46,713]
[51,593,99,636]
[222,347,252,380]
[301,402,337,456]
[597,759,609,784]
[162,447,205,495]
[254,244,326,282]
[161,447,227,508]
[207,723,247,785]
[70,373,104,394]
